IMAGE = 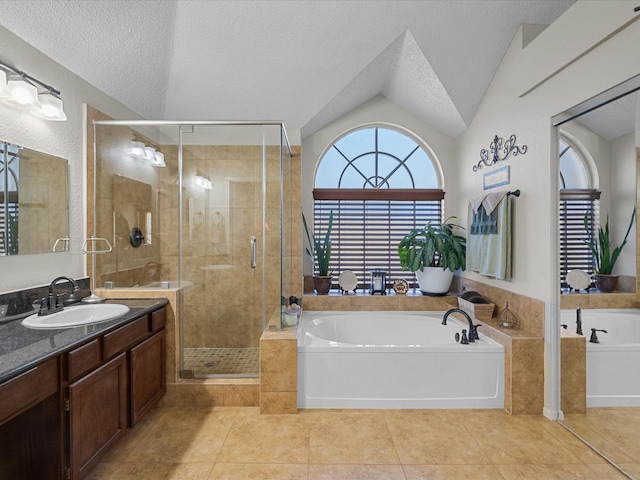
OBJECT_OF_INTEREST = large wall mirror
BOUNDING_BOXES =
[553,75,640,478]
[0,141,69,256]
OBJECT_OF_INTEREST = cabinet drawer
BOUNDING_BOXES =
[0,356,58,425]
[67,339,101,382]
[150,308,166,332]
[103,316,149,359]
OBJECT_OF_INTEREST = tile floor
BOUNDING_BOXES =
[183,348,259,377]
[87,407,634,480]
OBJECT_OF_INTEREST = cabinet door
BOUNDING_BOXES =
[68,353,127,480]
[130,330,166,426]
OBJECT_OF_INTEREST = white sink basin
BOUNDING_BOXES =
[22,303,130,329]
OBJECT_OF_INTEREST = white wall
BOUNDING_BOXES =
[457,2,640,300]
[457,1,640,417]
[609,132,637,276]
[0,26,142,293]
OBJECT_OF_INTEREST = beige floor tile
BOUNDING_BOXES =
[614,463,640,478]
[464,412,582,465]
[126,408,237,463]
[384,410,489,465]
[307,410,400,464]
[538,421,607,465]
[308,464,405,479]
[496,462,628,479]
[89,406,640,480]
[402,464,505,479]
[216,413,310,464]
[85,461,214,480]
[207,463,308,479]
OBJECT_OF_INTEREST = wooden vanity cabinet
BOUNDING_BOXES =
[68,353,127,480]
[64,306,167,480]
[130,329,166,425]
[0,357,62,480]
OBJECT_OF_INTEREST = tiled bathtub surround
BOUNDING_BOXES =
[301,283,546,415]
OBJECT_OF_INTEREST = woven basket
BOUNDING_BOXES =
[458,297,495,322]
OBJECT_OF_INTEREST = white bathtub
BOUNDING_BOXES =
[297,310,504,409]
[561,308,640,407]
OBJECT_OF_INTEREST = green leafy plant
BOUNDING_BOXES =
[303,210,333,276]
[398,216,466,272]
[584,208,636,275]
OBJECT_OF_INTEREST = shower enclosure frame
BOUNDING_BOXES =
[92,119,292,379]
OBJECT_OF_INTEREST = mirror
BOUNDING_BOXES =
[553,75,640,476]
[0,141,69,255]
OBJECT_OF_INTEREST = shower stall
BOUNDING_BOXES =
[91,117,295,378]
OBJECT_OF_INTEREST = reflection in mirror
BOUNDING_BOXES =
[0,142,69,255]
[553,75,640,478]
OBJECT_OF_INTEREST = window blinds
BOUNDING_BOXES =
[313,189,444,290]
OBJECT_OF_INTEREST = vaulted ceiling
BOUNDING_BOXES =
[0,0,575,139]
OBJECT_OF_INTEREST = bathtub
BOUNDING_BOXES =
[297,310,504,409]
[561,308,640,407]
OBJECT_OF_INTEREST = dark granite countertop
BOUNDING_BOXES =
[0,297,168,384]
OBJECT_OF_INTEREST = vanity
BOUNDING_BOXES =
[0,297,168,480]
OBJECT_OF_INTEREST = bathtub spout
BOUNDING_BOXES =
[442,308,475,343]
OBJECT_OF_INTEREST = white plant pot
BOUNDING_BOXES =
[415,267,454,296]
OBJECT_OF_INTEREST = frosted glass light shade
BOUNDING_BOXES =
[153,151,166,167]
[7,75,38,107]
[129,141,146,157]
[0,70,10,98]
[144,146,156,162]
[34,92,67,121]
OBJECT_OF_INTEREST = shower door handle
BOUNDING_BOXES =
[250,236,257,268]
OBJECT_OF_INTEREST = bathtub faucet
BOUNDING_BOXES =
[576,307,582,335]
[442,308,476,343]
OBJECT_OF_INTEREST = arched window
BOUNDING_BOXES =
[559,136,600,290]
[313,126,443,289]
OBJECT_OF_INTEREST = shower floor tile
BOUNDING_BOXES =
[184,347,259,377]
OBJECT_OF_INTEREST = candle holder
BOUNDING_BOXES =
[369,269,387,295]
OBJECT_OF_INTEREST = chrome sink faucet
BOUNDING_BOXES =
[442,308,480,343]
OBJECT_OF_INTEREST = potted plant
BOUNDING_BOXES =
[397,216,466,296]
[584,208,636,292]
[303,210,333,294]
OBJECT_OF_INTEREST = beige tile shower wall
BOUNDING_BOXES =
[282,146,303,301]
[176,144,284,349]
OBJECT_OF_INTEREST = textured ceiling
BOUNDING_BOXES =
[0,0,575,139]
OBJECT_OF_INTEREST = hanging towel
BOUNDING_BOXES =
[472,191,508,215]
[467,192,512,280]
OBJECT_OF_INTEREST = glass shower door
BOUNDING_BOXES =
[179,125,267,378]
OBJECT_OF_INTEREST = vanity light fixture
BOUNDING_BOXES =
[128,140,146,158]
[0,59,66,121]
[128,140,165,167]
[195,172,212,190]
